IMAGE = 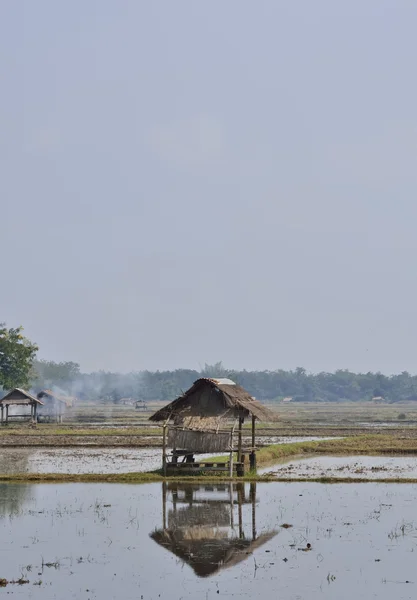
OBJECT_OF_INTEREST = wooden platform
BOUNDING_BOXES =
[166,461,245,476]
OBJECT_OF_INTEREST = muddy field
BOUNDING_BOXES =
[2,401,417,449]
[0,438,336,476]
[260,455,417,480]
[1,481,417,599]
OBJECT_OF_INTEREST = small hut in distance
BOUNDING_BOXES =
[37,390,76,423]
[149,377,278,476]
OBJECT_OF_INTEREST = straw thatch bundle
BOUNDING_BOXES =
[168,504,231,528]
[168,428,232,452]
[150,378,278,423]
[150,529,278,577]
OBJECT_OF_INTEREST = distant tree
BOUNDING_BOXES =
[200,361,230,378]
[0,324,38,390]
[32,360,80,391]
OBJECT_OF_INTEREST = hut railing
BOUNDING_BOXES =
[167,426,233,453]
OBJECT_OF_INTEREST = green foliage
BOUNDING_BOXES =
[200,361,230,378]
[0,324,38,390]
[33,360,80,390]
[28,359,417,404]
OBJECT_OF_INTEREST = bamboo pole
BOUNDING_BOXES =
[229,449,234,478]
[162,481,167,530]
[237,416,243,464]
[250,415,257,472]
[251,482,257,540]
[229,421,237,478]
[229,481,234,529]
[162,423,167,476]
[238,483,243,539]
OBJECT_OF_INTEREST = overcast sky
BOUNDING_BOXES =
[1,1,417,374]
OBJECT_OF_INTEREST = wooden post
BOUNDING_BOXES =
[229,482,234,529]
[162,423,167,476]
[229,428,234,477]
[1,405,3,425]
[250,482,257,540]
[229,449,234,478]
[238,483,243,539]
[250,415,257,472]
[5,404,9,425]
[33,402,38,424]
[162,481,167,530]
[237,416,243,463]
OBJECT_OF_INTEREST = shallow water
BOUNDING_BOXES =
[257,435,337,445]
[0,448,164,474]
[1,481,417,599]
[0,438,335,475]
[260,455,417,479]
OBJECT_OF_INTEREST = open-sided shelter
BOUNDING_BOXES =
[0,388,44,425]
[149,378,278,475]
[36,390,75,423]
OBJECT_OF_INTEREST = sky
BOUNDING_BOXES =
[1,1,417,374]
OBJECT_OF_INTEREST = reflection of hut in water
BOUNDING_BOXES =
[151,482,277,577]
[149,378,278,475]
[36,390,76,423]
[0,388,43,425]
[0,482,34,516]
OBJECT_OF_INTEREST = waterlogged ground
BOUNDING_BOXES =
[1,481,417,599]
[0,438,333,475]
[0,448,164,474]
[259,455,417,479]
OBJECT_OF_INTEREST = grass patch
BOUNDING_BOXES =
[3,471,417,485]
[0,426,160,437]
[205,434,417,468]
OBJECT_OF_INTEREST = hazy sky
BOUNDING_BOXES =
[2,1,417,374]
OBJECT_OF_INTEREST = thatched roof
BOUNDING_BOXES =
[0,388,44,406]
[37,390,75,407]
[149,378,278,423]
[150,529,277,577]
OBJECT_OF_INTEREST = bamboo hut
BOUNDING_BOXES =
[0,388,43,425]
[149,378,278,475]
[150,482,277,577]
[36,390,75,423]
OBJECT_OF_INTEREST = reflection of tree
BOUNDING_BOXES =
[150,482,277,578]
[0,483,33,516]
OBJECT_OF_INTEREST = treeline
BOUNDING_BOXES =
[4,323,415,404]
[31,360,417,404]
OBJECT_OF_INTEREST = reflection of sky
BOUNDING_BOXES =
[1,482,416,598]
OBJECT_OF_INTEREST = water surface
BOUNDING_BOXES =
[0,437,335,475]
[1,481,417,599]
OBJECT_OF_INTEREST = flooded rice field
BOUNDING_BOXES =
[0,448,164,474]
[0,438,334,475]
[257,435,337,445]
[2,481,417,599]
[260,455,417,479]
